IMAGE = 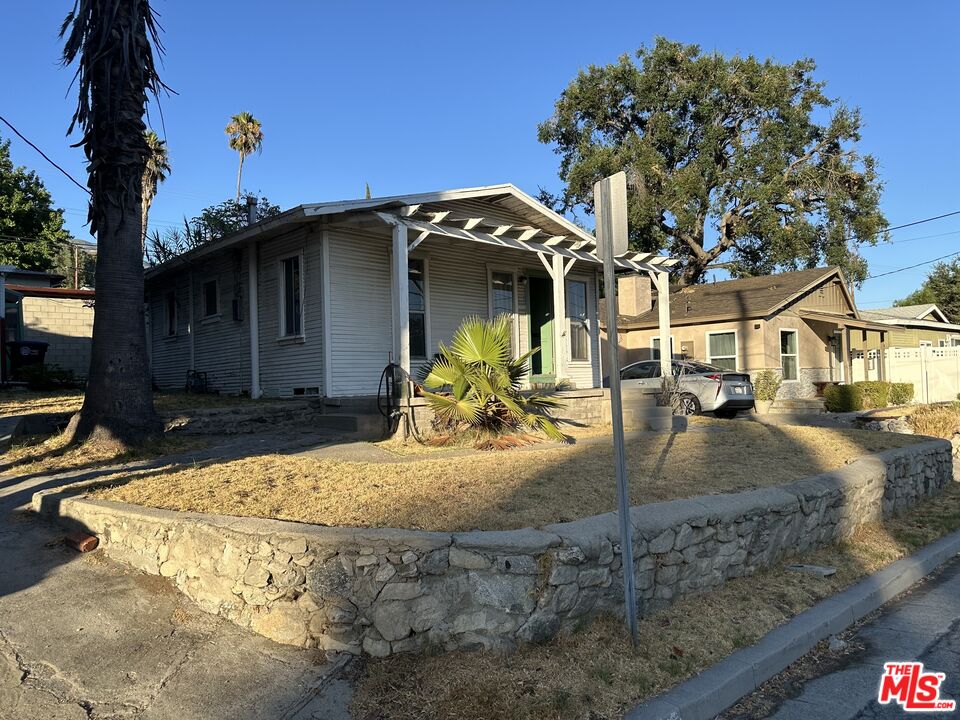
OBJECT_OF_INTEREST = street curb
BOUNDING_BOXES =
[624,528,960,720]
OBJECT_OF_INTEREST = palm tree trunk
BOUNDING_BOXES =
[235,153,244,201]
[67,0,160,447]
[140,188,151,255]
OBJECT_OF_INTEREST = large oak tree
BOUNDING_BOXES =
[538,38,887,286]
[61,0,165,445]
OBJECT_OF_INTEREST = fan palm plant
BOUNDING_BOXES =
[60,0,165,445]
[420,316,567,449]
[141,129,170,250]
[225,111,263,201]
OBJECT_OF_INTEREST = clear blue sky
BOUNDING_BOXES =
[2,1,958,307]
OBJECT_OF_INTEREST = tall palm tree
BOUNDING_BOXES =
[61,0,164,446]
[225,111,263,200]
[141,129,170,251]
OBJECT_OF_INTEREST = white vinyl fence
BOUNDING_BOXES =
[852,347,960,403]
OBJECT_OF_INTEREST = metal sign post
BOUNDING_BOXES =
[595,171,638,643]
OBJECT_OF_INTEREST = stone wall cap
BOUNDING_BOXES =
[452,528,560,554]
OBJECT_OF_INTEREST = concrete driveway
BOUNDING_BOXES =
[0,455,354,720]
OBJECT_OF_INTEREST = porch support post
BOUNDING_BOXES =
[840,324,851,383]
[247,242,262,398]
[878,331,887,381]
[861,330,870,381]
[552,254,567,381]
[392,222,411,384]
[651,270,672,379]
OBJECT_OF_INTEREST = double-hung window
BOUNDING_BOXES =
[408,259,427,359]
[164,292,177,337]
[651,336,675,360]
[707,331,737,370]
[566,279,589,362]
[490,271,516,355]
[280,255,303,337]
[202,279,219,318]
[780,329,799,380]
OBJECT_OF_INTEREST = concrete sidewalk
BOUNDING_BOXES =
[0,442,354,720]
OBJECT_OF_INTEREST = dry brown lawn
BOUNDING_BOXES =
[94,421,921,532]
[352,482,960,720]
[0,389,260,419]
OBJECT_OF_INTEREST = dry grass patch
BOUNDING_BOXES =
[352,483,960,720]
[95,422,921,532]
[1,431,203,479]
[0,389,261,420]
[910,403,960,439]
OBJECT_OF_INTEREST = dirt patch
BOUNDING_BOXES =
[351,483,960,720]
[94,421,921,532]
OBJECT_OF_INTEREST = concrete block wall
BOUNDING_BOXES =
[34,440,953,657]
[20,296,94,377]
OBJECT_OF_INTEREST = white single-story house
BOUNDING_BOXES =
[144,184,676,401]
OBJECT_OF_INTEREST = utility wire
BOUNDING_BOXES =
[866,249,960,279]
[0,113,89,195]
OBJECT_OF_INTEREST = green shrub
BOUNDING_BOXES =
[854,381,890,409]
[751,370,781,401]
[16,363,79,391]
[823,383,863,412]
[890,383,915,405]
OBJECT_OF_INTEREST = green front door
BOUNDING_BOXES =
[528,276,554,382]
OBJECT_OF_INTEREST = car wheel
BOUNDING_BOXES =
[674,393,701,416]
[714,408,738,419]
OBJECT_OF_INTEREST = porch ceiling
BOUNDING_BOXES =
[798,310,891,333]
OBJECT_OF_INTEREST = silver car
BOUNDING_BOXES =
[620,359,755,418]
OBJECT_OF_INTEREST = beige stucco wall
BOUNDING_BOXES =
[20,296,94,377]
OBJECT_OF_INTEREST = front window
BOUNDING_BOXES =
[408,259,427,358]
[281,256,302,337]
[707,331,737,371]
[202,279,219,318]
[780,330,799,380]
[491,271,515,354]
[567,279,589,362]
[622,362,660,380]
[164,292,177,336]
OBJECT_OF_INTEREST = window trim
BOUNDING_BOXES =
[201,278,221,321]
[163,291,177,338]
[566,277,591,364]
[919,340,933,348]
[779,328,800,382]
[487,265,519,357]
[706,329,738,370]
[278,252,305,340]
[408,256,431,360]
[650,335,675,361]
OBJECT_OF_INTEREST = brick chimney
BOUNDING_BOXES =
[617,274,652,316]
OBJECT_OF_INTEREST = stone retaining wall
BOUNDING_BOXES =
[33,440,953,657]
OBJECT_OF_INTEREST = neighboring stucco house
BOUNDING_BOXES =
[860,304,960,348]
[1,269,95,378]
[144,184,675,399]
[608,267,890,400]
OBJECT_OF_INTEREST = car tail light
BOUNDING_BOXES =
[706,374,721,381]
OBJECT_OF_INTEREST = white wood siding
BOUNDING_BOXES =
[257,228,325,397]
[327,229,393,396]
[148,273,191,390]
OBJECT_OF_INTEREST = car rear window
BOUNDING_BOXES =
[680,361,726,374]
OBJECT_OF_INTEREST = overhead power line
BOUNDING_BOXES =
[866,249,960,279]
[0,113,89,195]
